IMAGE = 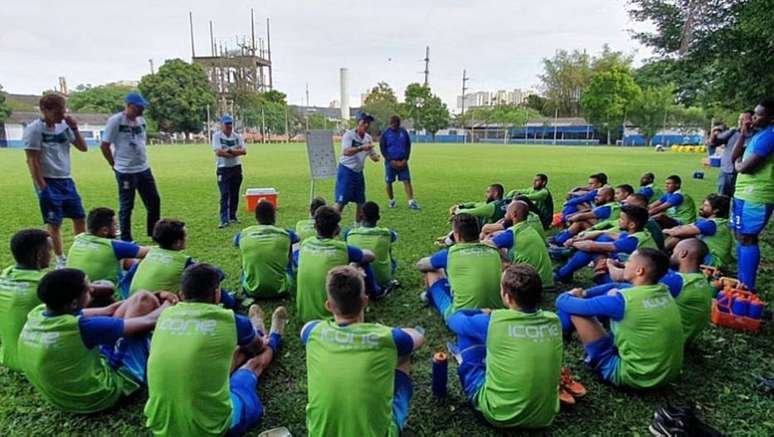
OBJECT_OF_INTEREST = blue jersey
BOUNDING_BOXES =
[379,128,411,161]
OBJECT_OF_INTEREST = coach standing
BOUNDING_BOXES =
[212,114,246,228]
[99,92,160,242]
[380,115,419,209]
[334,112,380,220]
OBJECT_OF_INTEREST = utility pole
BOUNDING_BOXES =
[209,20,215,56]
[461,69,469,142]
[261,107,267,144]
[553,107,559,145]
[305,83,310,107]
[423,46,430,87]
[188,11,196,59]
[266,18,273,89]
[148,59,154,74]
[250,8,256,53]
[285,106,290,143]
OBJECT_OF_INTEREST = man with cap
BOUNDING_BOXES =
[99,92,160,242]
[212,115,247,228]
[334,112,381,221]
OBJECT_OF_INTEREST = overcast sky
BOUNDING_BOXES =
[0,0,652,111]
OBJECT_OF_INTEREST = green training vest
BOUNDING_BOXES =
[346,226,395,286]
[17,305,139,413]
[643,184,664,202]
[735,128,774,204]
[507,222,554,287]
[305,321,399,437]
[645,220,666,250]
[129,247,189,295]
[238,225,293,298]
[0,266,44,371]
[700,218,735,269]
[666,191,697,224]
[446,242,503,316]
[611,284,684,388]
[476,309,562,428]
[295,218,317,244]
[297,238,350,323]
[144,302,238,436]
[527,212,546,241]
[66,233,121,283]
[674,272,713,343]
[617,230,657,262]
[593,202,621,231]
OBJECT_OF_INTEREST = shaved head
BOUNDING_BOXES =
[507,200,529,222]
[596,186,615,204]
[671,238,709,267]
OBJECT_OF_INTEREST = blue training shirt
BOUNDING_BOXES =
[638,186,655,200]
[300,320,414,355]
[593,205,613,220]
[659,192,684,207]
[379,127,411,161]
[111,240,141,259]
[566,189,598,207]
[694,219,717,236]
[555,292,626,321]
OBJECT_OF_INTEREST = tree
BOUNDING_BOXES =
[417,95,450,140]
[538,49,593,117]
[581,67,642,144]
[402,83,432,124]
[592,44,634,73]
[236,90,291,135]
[627,85,675,146]
[138,59,216,136]
[523,94,548,115]
[362,82,402,134]
[68,83,134,113]
[0,85,11,123]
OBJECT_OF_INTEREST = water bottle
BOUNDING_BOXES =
[731,294,750,317]
[716,290,731,313]
[748,297,764,320]
[432,352,448,397]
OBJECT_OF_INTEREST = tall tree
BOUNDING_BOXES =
[68,83,135,113]
[627,85,675,146]
[416,95,450,140]
[236,90,291,135]
[581,67,642,144]
[538,49,593,117]
[138,59,216,136]
[0,85,11,123]
[362,82,402,134]
[402,83,432,124]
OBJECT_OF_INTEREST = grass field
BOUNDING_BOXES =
[0,143,772,436]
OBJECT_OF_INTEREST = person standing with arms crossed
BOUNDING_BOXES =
[212,115,246,228]
[334,113,381,221]
[23,94,88,268]
[99,93,161,242]
[380,115,419,209]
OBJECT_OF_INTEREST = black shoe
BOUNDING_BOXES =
[374,280,401,300]
[218,222,230,229]
[651,405,722,437]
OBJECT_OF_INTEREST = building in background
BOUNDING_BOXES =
[1,111,110,148]
[457,88,535,112]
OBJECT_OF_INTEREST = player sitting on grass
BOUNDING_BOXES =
[67,207,149,292]
[622,193,665,250]
[506,173,554,229]
[555,248,684,389]
[295,197,327,245]
[301,266,425,436]
[436,184,508,246]
[128,219,193,297]
[555,205,656,283]
[417,213,503,321]
[0,229,52,372]
[648,175,697,228]
[487,201,554,289]
[235,201,299,298]
[663,193,734,270]
[615,184,634,202]
[17,268,174,413]
[637,172,663,202]
[480,196,546,242]
[295,206,378,323]
[345,201,400,295]
[553,187,618,246]
[560,173,607,220]
[144,263,288,436]
[448,264,563,428]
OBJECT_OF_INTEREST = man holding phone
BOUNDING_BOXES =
[334,113,381,221]
[709,112,754,197]
[380,116,419,210]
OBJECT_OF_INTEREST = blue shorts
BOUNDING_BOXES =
[392,369,413,431]
[335,164,365,206]
[427,278,453,320]
[38,178,85,225]
[103,334,150,387]
[733,198,774,236]
[583,333,621,385]
[385,161,411,183]
[229,369,264,435]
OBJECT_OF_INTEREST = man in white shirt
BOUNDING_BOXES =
[99,92,161,242]
[334,113,381,221]
[211,114,247,228]
[23,93,88,268]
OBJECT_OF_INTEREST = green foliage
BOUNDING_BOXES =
[0,85,11,123]
[402,83,450,137]
[581,67,642,143]
[138,59,216,135]
[524,94,549,115]
[68,83,134,113]
[402,83,432,125]
[236,90,291,134]
[466,104,539,126]
[627,85,675,145]
[539,49,593,117]
[362,82,402,133]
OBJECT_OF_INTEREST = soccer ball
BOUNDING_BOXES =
[654,144,665,152]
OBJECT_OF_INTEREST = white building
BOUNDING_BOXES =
[457,88,535,111]
[1,111,111,148]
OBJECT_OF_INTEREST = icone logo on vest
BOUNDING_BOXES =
[319,326,379,348]
[642,296,672,309]
[507,323,560,342]
[157,317,218,336]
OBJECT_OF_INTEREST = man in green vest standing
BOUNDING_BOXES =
[447,264,562,428]
[663,194,734,270]
[301,265,425,436]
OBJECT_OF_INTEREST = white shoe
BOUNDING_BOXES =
[388,199,397,208]
[408,199,420,210]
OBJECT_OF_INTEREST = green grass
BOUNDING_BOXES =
[0,143,772,436]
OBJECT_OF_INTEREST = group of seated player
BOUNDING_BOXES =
[0,168,750,434]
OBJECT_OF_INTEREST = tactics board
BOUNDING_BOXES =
[305,130,337,180]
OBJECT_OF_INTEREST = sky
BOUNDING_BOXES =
[0,0,653,111]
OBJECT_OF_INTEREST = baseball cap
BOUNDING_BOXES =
[221,114,234,124]
[357,112,374,123]
[125,92,149,108]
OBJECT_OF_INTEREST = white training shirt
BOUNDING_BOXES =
[23,119,76,179]
[211,130,246,168]
[339,128,377,173]
[102,112,149,174]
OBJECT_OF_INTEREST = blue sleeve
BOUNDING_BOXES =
[234,315,257,345]
[379,133,388,160]
[390,230,398,242]
[658,194,669,203]
[613,235,638,254]
[638,186,654,198]
[750,130,774,157]
[492,229,514,249]
[430,249,449,269]
[300,320,321,346]
[665,193,683,206]
[447,312,490,343]
[593,205,612,220]
[220,291,237,309]
[404,129,411,159]
[555,293,625,321]
[111,240,140,259]
[659,271,684,298]
[347,245,364,263]
[694,219,717,236]
[288,230,300,244]
[233,232,241,247]
[391,328,414,356]
[78,316,125,349]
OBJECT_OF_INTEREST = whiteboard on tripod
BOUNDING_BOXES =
[306,130,337,180]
